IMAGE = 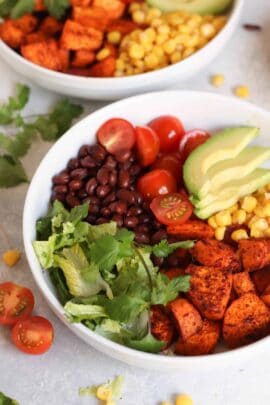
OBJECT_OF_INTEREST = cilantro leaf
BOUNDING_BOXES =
[91,234,120,271]
[0,84,30,125]
[69,203,89,225]
[102,294,148,323]
[44,0,70,19]
[125,331,165,354]
[0,126,34,158]
[151,273,191,305]
[152,239,194,258]
[11,0,35,19]
[0,391,19,405]
[0,1,17,18]
[0,155,28,187]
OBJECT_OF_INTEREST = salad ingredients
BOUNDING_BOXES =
[2,249,21,267]
[235,85,250,99]
[137,169,177,200]
[97,118,136,155]
[0,391,19,405]
[179,130,210,163]
[152,154,181,184]
[0,282,35,326]
[11,315,54,354]
[79,375,124,404]
[146,0,233,14]
[150,193,193,225]
[135,126,160,167]
[148,116,185,153]
[211,74,225,87]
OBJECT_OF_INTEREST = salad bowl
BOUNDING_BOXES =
[23,91,270,370]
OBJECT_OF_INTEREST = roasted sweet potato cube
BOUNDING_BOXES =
[0,21,24,48]
[150,305,175,349]
[223,293,270,348]
[40,16,63,36]
[187,264,232,321]
[238,239,270,272]
[26,31,48,44]
[104,43,118,58]
[59,48,70,72]
[21,40,63,71]
[261,285,270,307]
[167,220,214,241]
[60,20,103,51]
[107,19,139,35]
[72,50,95,67]
[192,239,241,272]
[161,268,186,280]
[175,320,220,356]
[88,56,116,77]
[34,0,46,11]
[13,14,38,34]
[251,267,270,294]
[233,272,256,296]
[66,67,92,76]
[71,0,92,6]
[72,6,110,31]
[92,0,126,20]
[168,298,203,341]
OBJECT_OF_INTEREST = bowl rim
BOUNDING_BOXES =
[23,90,270,367]
[0,0,243,88]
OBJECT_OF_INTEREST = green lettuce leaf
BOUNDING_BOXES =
[87,221,117,242]
[32,235,57,268]
[125,331,165,354]
[64,301,107,323]
[49,268,72,305]
[10,0,34,18]
[0,392,19,405]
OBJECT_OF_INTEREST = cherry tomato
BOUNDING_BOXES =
[152,154,182,183]
[0,282,35,326]
[97,118,136,154]
[148,115,185,153]
[135,126,160,167]
[12,316,54,355]
[150,192,193,226]
[137,169,177,200]
[179,129,210,162]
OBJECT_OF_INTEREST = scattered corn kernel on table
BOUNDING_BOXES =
[1,1,270,404]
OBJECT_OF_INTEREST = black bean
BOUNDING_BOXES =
[97,167,110,185]
[80,156,98,168]
[70,168,88,180]
[104,155,117,169]
[88,196,100,205]
[66,194,80,207]
[139,214,151,224]
[51,193,66,203]
[133,191,143,205]
[124,216,139,229]
[109,201,127,215]
[112,214,123,227]
[96,185,111,198]
[136,224,150,234]
[114,149,132,163]
[121,160,132,170]
[151,230,167,244]
[77,189,88,199]
[52,171,70,185]
[167,252,179,267]
[130,164,141,176]
[153,219,163,230]
[89,144,107,162]
[88,204,100,215]
[69,179,83,191]
[100,207,111,217]
[87,214,97,224]
[68,158,80,170]
[127,206,143,216]
[102,192,116,206]
[116,189,136,204]
[135,232,150,244]
[152,256,164,267]
[78,145,91,158]
[142,201,150,211]
[86,178,98,195]
[96,217,108,225]
[109,170,118,187]
[53,185,68,194]
[118,170,130,188]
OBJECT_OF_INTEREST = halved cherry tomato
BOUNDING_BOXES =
[148,115,185,153]
[150,192,192,226]
[179,129,210,162]
[135,126,160,167]
[137,169,177,200]
[152,153,182,183]
[97,118,136,154]
[12,316,54,355]
[0,282,35,326]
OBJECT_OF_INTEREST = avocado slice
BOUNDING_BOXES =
[196,146,270,199]
[183,127,259,197]
[146,0,233,15]
[194,168,270,219]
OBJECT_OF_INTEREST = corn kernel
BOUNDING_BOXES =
[178,25,192,34]
[248,215,260,227]
[163,39,176,54]
[158,24,171,35]
[232,209,247,225]
[132,10,145,24]
[129,2,141,13]
[152,46,164,58]
[227,204,239,213]
[114,70,124,77]
[215,226,226,241]
[96,48,110,61]
[213,16,227,30]
[176,394,193,405]
[161,402,172,405]
[208,216,218,229]
[184,35,200,48]
[106,401,116,405]
[263,203,270,216]
[156,34,168,45]
[250,227,264,238]
[2,249,21,267]
[132,58,144,68]
[129,43,145,59]
[235,85,250,99]
[107,31,121,45]
[170,51,182,64]
[200,23,215,38]
[231,229,249,242]
[211,74,225,88]
[182,47,195,59]
[215,211,231,227]
[266,184,270,192]
[241,196,257,212]
[187,15,202,28]
[254,205,266,218]
[151,17,163,27]
[144,27,156,42]
[145,8,162,23]
[251,218,268,231]
[264,228,270,237]
[145,53,159,69]
[96,386,112,401]
[116,59,125,70]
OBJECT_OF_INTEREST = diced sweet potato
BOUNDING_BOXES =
[40,16,63,36]
[59,48,70,72]
[104,43,118,58]
[71,0,91,6]
[168,298,203,341]
[88,56,116,77]
[34,0,46,11]
[167,220,214,241]
[223,293,270,348]
[161,268,186,280]
[238,239,270,272]
[150,305,175,349]
[233,272,256,296]
[107,19,138,35]
[13,14,38,34]
[26,31,48,45]
[261,285,270,307]
[187,264,232,321]
[0,21,24,48]
[21,40,63,71]
[175,320,220,356]
[191,239,241,272]
[92,0,126,20]
[66,67,92,76]
[175,248,192,267]
[60,20,103,51]
[251,266,270,294]
[72,6,110,31]
[72,50,95,67]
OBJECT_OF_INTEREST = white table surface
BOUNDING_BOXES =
[1,2,270,404]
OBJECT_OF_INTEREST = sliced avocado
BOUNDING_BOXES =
[146,0,233,15]
[197,146,270,198]
[194,168,270,219]
[183,127,259,197]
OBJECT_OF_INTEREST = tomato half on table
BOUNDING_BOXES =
[135,126,160,167]
[137,169,177,200]
[148,115,185,153]
[0,282,35,326]
[179,129,210,162]
[97,118,136,154]
[12,316,54,355]
[152,153,182,183]
[150,192,193,226]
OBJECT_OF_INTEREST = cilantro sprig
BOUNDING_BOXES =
[0,0,70,19]
[0,84,83,188]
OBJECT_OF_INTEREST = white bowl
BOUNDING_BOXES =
[23,91,270,370]
[1,0,243,101]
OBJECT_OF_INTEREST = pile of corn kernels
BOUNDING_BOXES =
[112,2,227,76]
[208,185,270,242]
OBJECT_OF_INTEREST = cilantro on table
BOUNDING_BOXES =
[0,0,70,19]
[0,392,19,405]
[33,201,193,354]
[0,84,83,188]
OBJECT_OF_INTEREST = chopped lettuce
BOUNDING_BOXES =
[49,267,72,305]
[64,301,107,322]
[125,331,165,354]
